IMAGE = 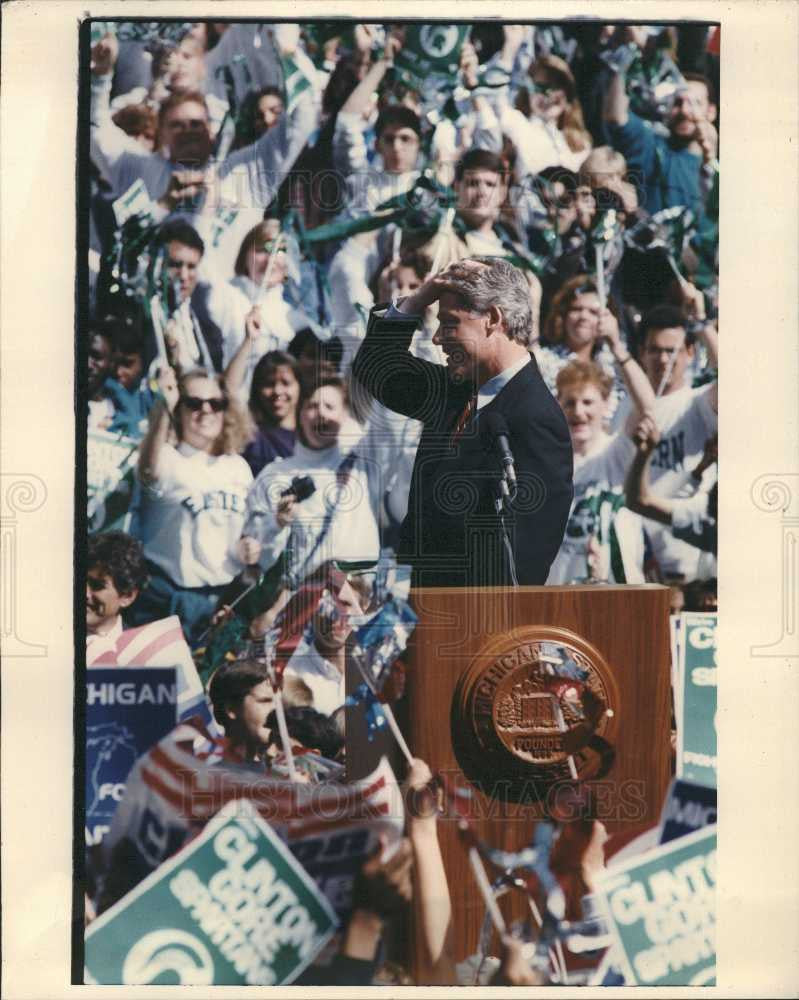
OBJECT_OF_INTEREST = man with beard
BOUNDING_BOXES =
[603,69,717,216]
[352,257,573,588]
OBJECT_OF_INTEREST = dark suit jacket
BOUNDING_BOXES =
[352,306,574,587]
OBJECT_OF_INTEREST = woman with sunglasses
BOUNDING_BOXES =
[130,367,255,643]
[493,28,592,177]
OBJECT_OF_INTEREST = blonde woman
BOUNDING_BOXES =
[132,367,254,642]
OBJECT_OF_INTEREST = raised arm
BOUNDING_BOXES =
[90,34,150,183]
[333,30,403,175]
[603,62,630,127]
[624,417,674,524]
[350,305,443,421]
[224,307,263,396]
[339,24,401,124]
[679,280,718,412]
[137,367,178,485]
[222,37,319,204]
[599,309,656,432]
[458,42,502,154]
[403,759,456,985]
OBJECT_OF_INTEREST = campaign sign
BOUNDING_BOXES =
[677,613,717,788]
[290,826,375,921]
[85,799,337,986]
[659,779,717,845]
[596,826,716,986]
[87,430,139,531]
[87,430,139,513]
[86,668,177,847]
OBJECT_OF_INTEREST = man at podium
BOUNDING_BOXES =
[352,257,573,587]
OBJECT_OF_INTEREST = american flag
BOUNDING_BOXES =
[87,616,205,718]
[101,717,403,917]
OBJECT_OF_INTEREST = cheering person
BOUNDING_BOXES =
[131,367,254,642]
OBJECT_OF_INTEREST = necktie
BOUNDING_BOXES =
[450,395,476,444]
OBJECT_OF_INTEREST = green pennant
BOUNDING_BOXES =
[278,52,314,116]
[392,24,470,91]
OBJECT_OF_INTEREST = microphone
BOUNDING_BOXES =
[481,412,517,487]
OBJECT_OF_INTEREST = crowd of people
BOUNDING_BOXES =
[84,19,720,985]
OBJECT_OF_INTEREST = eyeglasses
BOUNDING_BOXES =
[181,395,228,413]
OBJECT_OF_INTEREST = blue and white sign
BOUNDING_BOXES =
[86,667,177,846]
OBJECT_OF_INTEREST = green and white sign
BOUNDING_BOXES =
[85,799,337,985]
[87,431,138,511]
[596,825,716,986]
[87,430,140,532]
[677,612,717,788]
[393,24,470,90]
[112,179,154,227]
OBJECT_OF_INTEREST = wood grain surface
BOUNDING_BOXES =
[405,584,672,974]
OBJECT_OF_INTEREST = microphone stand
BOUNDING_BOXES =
[494,474,520,588]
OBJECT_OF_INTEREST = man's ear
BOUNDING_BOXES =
[118,589,139,610]
[486,304,504,334]
[707,101,717,124]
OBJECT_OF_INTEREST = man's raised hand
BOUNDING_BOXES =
[631,412,660,454]
[91,34,118,77]
[398,259,489,316]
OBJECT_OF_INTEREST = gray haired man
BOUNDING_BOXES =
[352,257,573,588]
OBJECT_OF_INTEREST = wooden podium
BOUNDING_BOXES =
[404,584,672,969]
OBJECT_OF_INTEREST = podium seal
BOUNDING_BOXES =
[451,626,620,804]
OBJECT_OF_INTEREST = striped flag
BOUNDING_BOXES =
[87,616,205,719]
[101,717,403,918]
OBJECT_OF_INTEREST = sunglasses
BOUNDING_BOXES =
[532,81,560,96]
[181,395,228,413]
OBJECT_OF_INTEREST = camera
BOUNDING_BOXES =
[280,475,316,502]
